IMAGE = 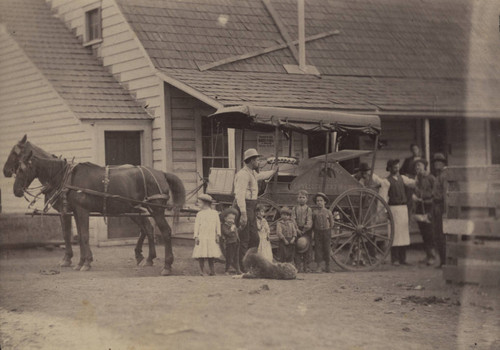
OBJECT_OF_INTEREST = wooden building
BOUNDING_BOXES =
[1,0,500,242]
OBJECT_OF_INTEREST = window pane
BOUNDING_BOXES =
[491,120,500,164]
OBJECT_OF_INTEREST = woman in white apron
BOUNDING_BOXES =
[386,159,415,265]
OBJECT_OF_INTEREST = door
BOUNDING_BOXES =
[429,119,447,172]
[104,131,142,239]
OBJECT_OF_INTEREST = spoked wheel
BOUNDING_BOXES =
[256,197,281,232]
[329,188,394,271]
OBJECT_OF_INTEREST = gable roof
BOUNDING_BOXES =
[0,0,151,120]
[115,0,500,115]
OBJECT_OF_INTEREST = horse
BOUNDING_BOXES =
[3,135,176,272]
[10,144,185,276]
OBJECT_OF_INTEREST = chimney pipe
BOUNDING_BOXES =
[298,0,306,70]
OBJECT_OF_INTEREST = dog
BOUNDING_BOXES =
[238,248,297,280]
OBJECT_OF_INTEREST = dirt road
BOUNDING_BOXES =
[1,245,499,350]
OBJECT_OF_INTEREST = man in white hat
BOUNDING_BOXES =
[234,148,277,268]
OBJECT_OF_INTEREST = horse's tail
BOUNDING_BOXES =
[164,172,186,208]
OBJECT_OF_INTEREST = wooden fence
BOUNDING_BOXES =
[442,166,500,286]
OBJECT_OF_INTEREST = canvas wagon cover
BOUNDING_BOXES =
[208,105,381,135]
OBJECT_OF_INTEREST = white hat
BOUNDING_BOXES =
[243,148,261,162]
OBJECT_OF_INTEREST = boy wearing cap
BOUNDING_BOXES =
[234,148,277,269]
[312,192,334,273]
[413,159,436,265]
[292,190,313,272]
[431,153,447,267]
[277,207,298,263]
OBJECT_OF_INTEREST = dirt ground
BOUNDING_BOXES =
[0,244,499,350]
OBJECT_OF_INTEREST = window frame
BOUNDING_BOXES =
[83,5,102,46]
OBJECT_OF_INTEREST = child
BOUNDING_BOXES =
[313,192,334,273]
[220,208,241,274]
[277,207,298,263]
[256,204,273,262]
[292,190,313,272]
[192,194,222,276]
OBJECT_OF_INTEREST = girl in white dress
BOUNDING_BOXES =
[256,204,273,262]
[192,194,222,276]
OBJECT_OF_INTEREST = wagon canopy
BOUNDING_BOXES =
[208,105,381,135]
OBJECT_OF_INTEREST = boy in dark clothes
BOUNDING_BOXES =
[221,208,241,274]
[313,192,334,273]
[277,207,298,263]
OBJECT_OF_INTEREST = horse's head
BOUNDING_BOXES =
[3,134,28,177]
[13,150,37,197]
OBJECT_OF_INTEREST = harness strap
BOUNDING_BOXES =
[136,166,148,200]
[102,166,110,222]
[142,167,163,198]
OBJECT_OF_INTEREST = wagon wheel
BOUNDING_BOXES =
[329,188,394,271]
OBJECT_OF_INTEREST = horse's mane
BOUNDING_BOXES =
[27,142,57,158]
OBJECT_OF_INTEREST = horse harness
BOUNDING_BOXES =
[101,165,169,217]
[35,163,169,217]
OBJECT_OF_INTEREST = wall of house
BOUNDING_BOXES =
[0,30,92,213]
[48,0,166,171]
[447,118,490,166]
[166,85,216,202]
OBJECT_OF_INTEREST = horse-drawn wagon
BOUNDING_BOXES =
[205,105,394,271]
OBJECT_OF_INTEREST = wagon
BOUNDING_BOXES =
[205,105,394,271]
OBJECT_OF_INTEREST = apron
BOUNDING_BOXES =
[390,205,410,246]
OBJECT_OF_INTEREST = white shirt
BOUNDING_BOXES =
[234,166,275,212]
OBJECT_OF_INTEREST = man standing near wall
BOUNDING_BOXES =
[234,148,277,269]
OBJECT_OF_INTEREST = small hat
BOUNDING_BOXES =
[357,162,371,172]
[280,206,292,215]
[221,207,238,219]
[198,193,214,203]
[313,192,329,204]
[297,189,309,197]
[296,235,311,254]
[413,158,428,169]
[243,148,261,162]
[386,159,400,172]
[432,153,447,164]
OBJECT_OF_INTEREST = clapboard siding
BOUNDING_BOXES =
[448,118,489,166]
[0,31,92,213]
[48,0,163,169]
[372,116,418,175]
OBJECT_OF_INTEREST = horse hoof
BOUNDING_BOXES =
[80,265,91,272]
[59,260,72,267]
[136,257,144,266]
[73,265,83,271]
[160,268,171,276]
[144,260,154,267]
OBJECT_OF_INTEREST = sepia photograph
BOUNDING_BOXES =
[0,0,499,349]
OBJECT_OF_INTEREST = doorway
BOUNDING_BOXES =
[104,131,142,239]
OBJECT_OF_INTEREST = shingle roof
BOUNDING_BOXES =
[161,68,500,114]
[117,0,500,115]
[117,0,500,80]
[0,0,152,120]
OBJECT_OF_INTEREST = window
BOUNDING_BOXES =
[491,120,500,164]
[85,7,101,43]
[104,131,141,166]
[201,117,229,180]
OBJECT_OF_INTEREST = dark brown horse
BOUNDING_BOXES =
[8,140,185,276]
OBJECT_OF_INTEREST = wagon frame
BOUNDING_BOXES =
[206,105,394,271]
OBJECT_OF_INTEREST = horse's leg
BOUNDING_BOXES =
[73,208,92,271]
[130,217,147,265]
[130,217,156,266]
[152,212,173,276]
[59,214,73,267]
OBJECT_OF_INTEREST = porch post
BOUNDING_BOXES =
[424,118,430,163]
